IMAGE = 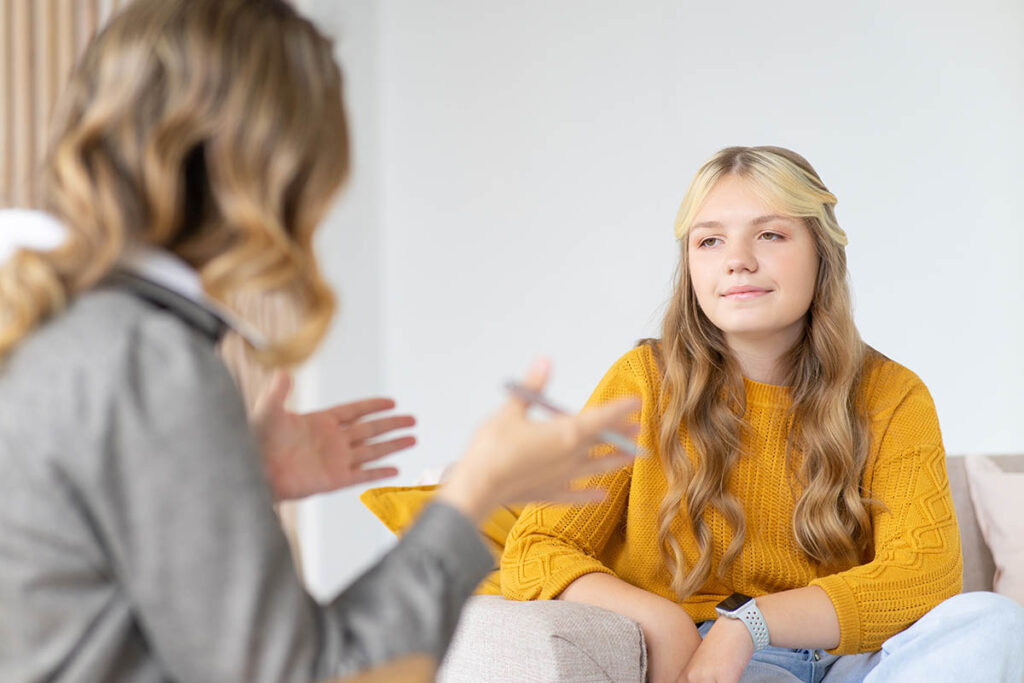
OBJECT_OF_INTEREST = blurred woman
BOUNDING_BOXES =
[0,1,639,680]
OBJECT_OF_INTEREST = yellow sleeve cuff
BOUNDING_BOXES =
[808,574,863,655]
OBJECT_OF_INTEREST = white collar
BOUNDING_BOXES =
[0,209,67,260]
[1,209,267,349]
[117,245,268,349]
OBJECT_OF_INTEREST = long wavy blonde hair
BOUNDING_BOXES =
[0,0,347,366]
[648,146,876,600]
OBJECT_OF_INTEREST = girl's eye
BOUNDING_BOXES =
[760,232,784,241]
[698,237,721,248]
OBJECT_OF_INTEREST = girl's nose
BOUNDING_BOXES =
[725,242,758,274]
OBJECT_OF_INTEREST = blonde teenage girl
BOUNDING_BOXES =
[501,146,1024,683]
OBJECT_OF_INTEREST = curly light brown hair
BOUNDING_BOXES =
[1,0,347,366]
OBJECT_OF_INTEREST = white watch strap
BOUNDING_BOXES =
[737,600,771,651]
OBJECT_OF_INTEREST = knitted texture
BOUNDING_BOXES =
[500,344,962,655]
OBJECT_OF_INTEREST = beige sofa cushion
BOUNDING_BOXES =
[947,454,1024,592]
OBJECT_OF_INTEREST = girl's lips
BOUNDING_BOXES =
[722,289,771,300]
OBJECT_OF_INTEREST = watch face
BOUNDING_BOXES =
[718,593,753,613]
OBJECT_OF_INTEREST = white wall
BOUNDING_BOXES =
[298,0,1024,599]
[293,0,392,599]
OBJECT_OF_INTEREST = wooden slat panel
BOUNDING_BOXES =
[1,0,102,208]
[80,0,99,60]
[57,0,75,104]
[12,0,34,207]
[37,1,55,184]
[0,0,12,206]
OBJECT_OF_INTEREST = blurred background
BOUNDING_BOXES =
[3,0,1022,601]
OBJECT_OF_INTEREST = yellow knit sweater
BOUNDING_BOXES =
[500,344,962,655]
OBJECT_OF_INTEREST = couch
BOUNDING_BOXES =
[436,454,1024,682]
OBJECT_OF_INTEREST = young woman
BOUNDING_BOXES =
[500,146,1024,683]
[0,1,640,680]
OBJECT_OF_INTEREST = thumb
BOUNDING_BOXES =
[505,356,551,417]
[521,356,550,392]
[257,369,293,415]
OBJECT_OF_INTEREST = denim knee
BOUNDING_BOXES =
[870,592,1024,683]
[923,591,1024,640]
[933,591,1023,618]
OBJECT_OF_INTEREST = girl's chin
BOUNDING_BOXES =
[719,327,778,338]
[713,320,805,339]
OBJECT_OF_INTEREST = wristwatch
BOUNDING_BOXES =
[715,593,771,651]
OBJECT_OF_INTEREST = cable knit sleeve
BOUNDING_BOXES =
[500,346,659,601]
[808,375,963,654]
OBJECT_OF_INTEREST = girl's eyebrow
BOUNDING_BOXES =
[691,215,792,233]
[752,214,794,225]
[690,221,722,232]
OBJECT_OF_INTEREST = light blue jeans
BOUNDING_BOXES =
[695,592,1024,682]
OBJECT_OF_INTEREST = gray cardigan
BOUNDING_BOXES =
[0,282,492,682]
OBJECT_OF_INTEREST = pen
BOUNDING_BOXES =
[504,380,643,456]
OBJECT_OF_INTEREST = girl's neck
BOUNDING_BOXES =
[724,320,805,386]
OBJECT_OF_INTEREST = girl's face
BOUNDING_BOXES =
[686,174,818,344]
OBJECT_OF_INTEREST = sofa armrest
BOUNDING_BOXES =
[438,596,647,683]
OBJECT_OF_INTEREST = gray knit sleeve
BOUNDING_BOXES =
[77,311,491,681]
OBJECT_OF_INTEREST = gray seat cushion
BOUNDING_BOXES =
[438,596,646,682]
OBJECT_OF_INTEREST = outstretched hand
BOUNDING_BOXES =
[252,371,415,501]
[437,357,642,522]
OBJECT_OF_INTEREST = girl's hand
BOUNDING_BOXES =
[436,357,641,522]
[252,371,415,501]
[679,618,754,683]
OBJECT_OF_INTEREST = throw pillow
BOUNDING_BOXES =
[963,455,1024,606]
[360,484,523,595]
